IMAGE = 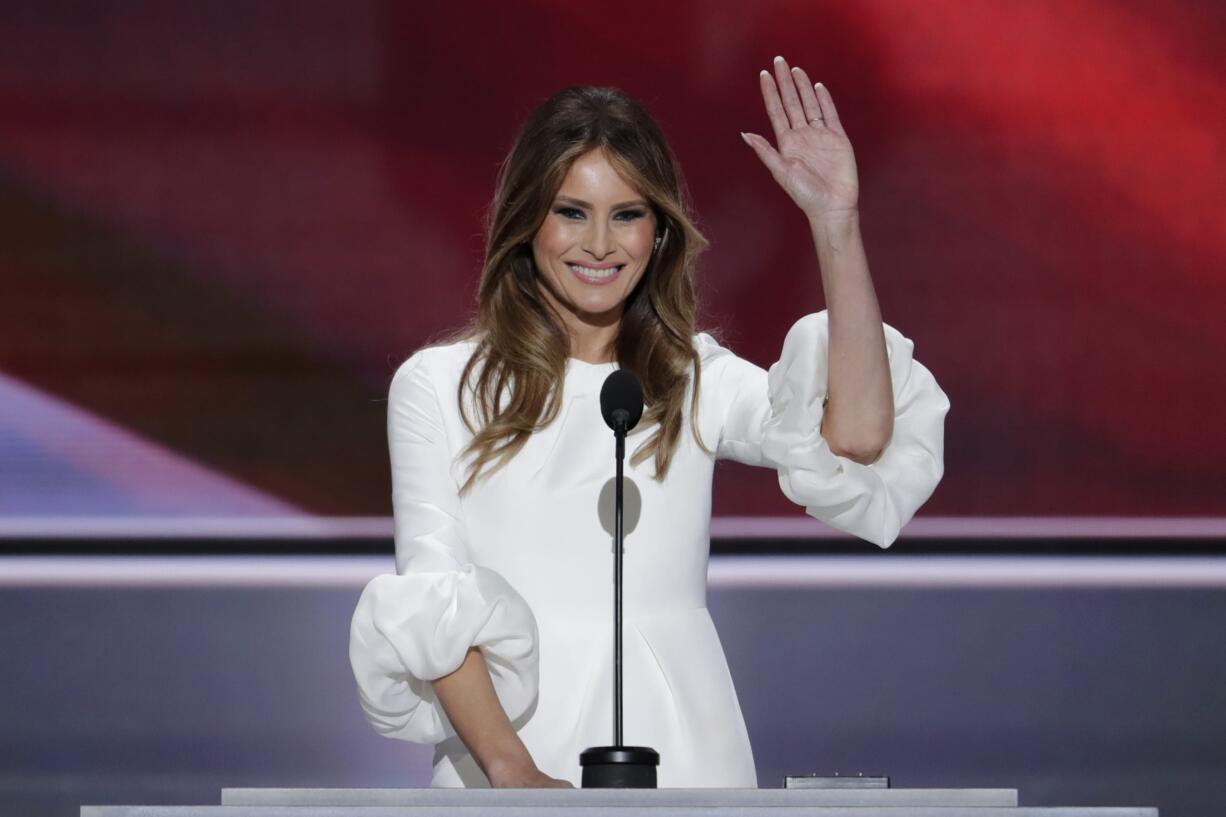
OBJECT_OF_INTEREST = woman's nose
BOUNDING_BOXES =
[583,221,615,259]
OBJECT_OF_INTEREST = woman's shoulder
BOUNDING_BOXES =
[692,326,740,369]
[693,330,724,355]
[390,336,482,400]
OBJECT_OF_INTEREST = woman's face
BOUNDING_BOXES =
[532,148,658,344]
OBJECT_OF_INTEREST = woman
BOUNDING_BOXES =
[349,56,949,788]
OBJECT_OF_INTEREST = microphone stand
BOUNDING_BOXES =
[614,414,625,747]
[580,402,660,787]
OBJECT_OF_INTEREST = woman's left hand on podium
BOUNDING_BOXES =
[487,757,574,788]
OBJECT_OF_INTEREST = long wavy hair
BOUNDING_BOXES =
[439,85,714,495]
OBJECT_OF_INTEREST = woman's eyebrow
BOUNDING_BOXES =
[555,195,648,209]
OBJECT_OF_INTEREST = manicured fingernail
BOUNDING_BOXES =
[759,70,769,78]
[740,132,751,145]
[773,55,784,64]
[816,81,824,88]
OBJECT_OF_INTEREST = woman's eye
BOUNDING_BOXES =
[554,207,645,221]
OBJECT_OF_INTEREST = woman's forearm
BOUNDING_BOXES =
[432,647,535,784]
[809,210,894,464]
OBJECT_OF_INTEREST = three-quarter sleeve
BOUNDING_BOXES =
[348,350,539,745]
[703,311,949,548]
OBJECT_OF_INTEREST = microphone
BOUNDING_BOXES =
[600,369,644,462]
[581,369,660,788]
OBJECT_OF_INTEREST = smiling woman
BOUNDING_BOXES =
[348,72,949,789]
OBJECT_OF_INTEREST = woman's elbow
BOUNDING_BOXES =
[828,436,887,461]
[821,411,892,466]
[824,430,890,465]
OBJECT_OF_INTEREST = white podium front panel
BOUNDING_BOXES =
[80,805,1160,817]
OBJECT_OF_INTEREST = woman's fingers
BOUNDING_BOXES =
[790,65,824,126]
[758,70,790,145]
[816,83,846,136]
[771,56,807,129]
[741,131,788,185]
[755,57,846,148]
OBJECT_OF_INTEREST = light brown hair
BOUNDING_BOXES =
[441,85,714,494]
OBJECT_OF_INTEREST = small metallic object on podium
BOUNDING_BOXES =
[785,772,891,788]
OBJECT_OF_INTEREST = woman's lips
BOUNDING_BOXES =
[568,262,625,285]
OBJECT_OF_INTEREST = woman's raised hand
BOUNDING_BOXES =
[742,55,859,221]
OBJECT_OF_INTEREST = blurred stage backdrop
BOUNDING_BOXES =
[2,0,1223,520]
[1,2,1224,817]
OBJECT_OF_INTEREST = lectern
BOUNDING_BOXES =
[80,780,1161,815]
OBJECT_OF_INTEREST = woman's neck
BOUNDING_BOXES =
[568,342,616,364]
[562,314,620,364]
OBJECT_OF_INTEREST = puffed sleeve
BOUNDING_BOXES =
[702,311,949,548]
[348,349,539,744]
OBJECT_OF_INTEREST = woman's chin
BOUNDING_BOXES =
[571,300,626,323]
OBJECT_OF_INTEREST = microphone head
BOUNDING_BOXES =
[600,369,644,431]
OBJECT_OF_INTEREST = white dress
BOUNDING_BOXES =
[348,311,949,787]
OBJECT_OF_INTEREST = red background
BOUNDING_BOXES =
[1,1,1223,516]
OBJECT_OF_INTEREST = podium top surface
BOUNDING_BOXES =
[219,787,1017,807]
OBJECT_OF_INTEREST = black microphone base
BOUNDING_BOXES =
[579,746,660,788]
